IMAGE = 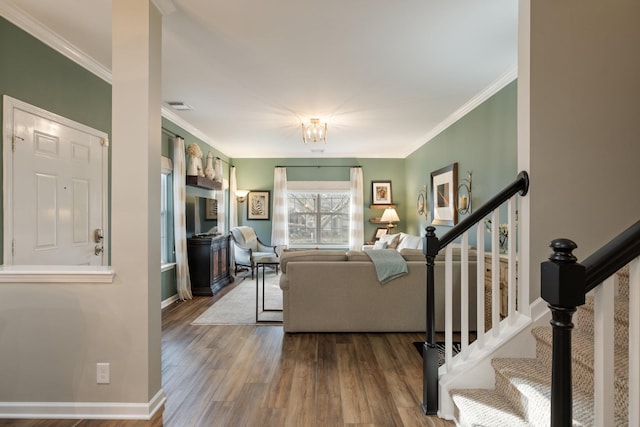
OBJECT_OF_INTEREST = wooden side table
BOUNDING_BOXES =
[484,254,518,324]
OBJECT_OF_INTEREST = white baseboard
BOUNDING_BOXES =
[0,389,166,420]
[161,294,179,309]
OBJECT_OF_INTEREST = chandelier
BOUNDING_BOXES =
[301,118,327,144]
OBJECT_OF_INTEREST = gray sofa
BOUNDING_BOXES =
[279,246,478,333]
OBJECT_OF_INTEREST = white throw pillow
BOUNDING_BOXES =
[373,240,388,249]
[397,234,423,250]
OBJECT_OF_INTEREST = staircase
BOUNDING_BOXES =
[450,266,630,426]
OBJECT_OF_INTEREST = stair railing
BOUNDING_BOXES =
[541,219,640,426]
[421,171,530,415]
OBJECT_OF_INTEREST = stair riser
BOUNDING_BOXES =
[535,338,595,395]
[575,303,628,344]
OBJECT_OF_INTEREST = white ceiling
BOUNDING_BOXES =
[2,0,518,158]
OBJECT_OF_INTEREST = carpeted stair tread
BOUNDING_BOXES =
[491,357,595,426]
[451,265,631,426]
[576,295,629,344]
[532,326,629,382]
[451,389,532,427]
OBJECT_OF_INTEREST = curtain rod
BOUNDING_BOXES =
[162,127,234,167]
[275,165,361,168]
[161,127,182,139]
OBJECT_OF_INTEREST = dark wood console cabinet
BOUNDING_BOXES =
[187,234,233,296]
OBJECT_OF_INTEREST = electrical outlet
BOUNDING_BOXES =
[96,363,110,384]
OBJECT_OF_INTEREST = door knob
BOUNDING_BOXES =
[95,245,104,256]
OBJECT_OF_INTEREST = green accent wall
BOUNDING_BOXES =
[232,157,406,244]
[405,80,517,248]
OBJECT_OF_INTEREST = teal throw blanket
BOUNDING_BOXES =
[366,249,408,284]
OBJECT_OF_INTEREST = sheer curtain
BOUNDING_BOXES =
[173,137,192,300]
[349,167,364,251]
[271,167,288,253]
[229,166,238,229]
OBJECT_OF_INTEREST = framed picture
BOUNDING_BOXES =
[374,227,389,241]
[371,181,393,205]
[430,163,458,226]
[247,190,270,220]
[205,198,218,220]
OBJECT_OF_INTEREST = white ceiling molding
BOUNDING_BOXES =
[406,67,518,157]
[1,2,226,158]
[161,107,229,156]
[0,1,112,83]
[151,0,177,16]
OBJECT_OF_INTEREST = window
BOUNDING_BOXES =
[161,157,173,265]
[287,181,350,247]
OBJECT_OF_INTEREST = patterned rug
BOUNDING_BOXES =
[191,270,283,325]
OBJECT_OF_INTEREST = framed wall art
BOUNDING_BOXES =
[247,190,270,220]
[205,198,218,220]
[371,181,393,205]
[373,227,389,241]
[430,163,458,226]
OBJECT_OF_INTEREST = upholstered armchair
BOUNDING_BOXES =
[230,226,278,278]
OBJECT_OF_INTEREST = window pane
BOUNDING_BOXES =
[288,190,349,246]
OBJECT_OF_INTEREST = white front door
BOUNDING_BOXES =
[3,96,108,266]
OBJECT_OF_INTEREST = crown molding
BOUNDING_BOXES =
[405,66,518,157]
[161,107,232,157]
[0,1,112,83]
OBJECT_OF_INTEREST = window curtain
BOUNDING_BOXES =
[229,166,238,229]
[271,167,289,253]
[173,137,192,300]
[349,167,364,251]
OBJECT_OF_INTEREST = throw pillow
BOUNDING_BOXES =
[379,233,401,249]
[373,240,388,249]
[397,233,423,250]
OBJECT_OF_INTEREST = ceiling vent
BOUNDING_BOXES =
[167,102,192,111]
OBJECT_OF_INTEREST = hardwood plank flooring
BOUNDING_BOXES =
[0,278,454,427]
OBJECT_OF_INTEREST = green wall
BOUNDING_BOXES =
[232,157,406,244]
[405,80,518,248]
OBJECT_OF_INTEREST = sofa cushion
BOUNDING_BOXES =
[400,248,425,262]
[397,233,423,250]
[280,249,347,273]
[347,250,371,261]
[435,243,477,261]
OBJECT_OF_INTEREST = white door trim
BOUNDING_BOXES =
[2,95,109,265]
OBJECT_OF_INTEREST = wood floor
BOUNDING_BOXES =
[1,278,454,427]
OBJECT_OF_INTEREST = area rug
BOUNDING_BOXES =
[191,271,283,325]
[413,341,462,367]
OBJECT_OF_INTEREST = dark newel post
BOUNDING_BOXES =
[540,239,585,427]
[422,226,440,415]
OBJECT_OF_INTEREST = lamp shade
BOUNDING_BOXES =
[380,208,400,223]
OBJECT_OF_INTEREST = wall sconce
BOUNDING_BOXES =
[457,171,472,215]
[380,208,400,229]
[417,185,428,219]
[235,190,249,203]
